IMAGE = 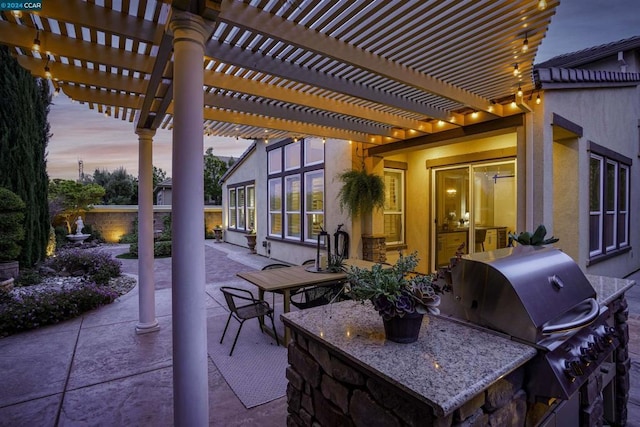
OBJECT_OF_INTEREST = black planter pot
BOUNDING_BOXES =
[382,312,424,343]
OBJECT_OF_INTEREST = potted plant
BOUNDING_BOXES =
[509,224,559,246]
[0,187,26,290]
[345,252,451,343]
[336,169,385,218]
[213,225,223,243]
[245,226,257,254]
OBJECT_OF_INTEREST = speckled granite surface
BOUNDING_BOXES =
[282,275,635,416]
[587,274,635,306]
[282,300,537,416]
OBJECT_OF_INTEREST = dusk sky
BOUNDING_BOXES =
[46,0,640,180]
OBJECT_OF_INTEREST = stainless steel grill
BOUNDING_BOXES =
[440,246,618,400]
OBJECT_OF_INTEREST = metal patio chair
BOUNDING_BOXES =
[219,286,279,356]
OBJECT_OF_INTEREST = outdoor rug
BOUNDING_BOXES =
[207,312,288,409]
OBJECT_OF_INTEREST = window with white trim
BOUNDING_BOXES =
[384,168,404,245]
[228,182,255,231]
[589,143,630,262]
[268,138,324,242]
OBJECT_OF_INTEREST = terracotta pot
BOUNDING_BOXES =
[382,312,424,343]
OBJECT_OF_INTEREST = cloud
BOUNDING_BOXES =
[48,94,252,180]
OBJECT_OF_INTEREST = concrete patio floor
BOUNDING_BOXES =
[0,241,639,426]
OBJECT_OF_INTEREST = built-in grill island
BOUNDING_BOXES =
[440,246,625,425]
[282,246,634,427]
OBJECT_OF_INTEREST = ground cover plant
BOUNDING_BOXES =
[0,248,134,337]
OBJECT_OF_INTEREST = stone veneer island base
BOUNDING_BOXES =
[282,275,634,427]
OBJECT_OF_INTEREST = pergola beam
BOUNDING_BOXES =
[217,0,493,115]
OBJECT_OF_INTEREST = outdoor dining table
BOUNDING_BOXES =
[237,258,381,345]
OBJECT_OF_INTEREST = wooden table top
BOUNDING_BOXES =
[237,259,380,292]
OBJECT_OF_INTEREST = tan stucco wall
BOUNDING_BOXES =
[541,85,640,277]
[83,205,222,243]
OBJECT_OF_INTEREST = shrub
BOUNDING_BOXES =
[0,187,26,262]
[15,269,42,287]
[0,284,118,337]
[44,248,121,285]
[129,241,172,258]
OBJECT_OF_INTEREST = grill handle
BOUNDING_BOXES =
[542,298,599,335]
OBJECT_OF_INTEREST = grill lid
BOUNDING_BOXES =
[442,246,597,345]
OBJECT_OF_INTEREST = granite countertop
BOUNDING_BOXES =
[282,300,537,417]
[586,274,635,306]
[281,275,635,417]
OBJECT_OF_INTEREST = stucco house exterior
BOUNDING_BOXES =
[222,36,640,279]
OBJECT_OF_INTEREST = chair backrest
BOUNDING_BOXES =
[220,287,239,313]
[475,228,487,244]
[262,263,290,270]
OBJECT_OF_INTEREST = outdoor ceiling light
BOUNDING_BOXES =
[538,0,547,11]
[522,34,529,53]
[513,63,519,76]
[32,30,41,52]
[44,57,51,79]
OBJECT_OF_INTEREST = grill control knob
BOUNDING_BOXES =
[563,361,577,382]
[582,344,598,361]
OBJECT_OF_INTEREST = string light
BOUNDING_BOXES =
[11,10,22,18]
[537,0,547,11]
[536,93,541,104]
[44,56,51,79]
[516,85,523,98]
[32,29,41,52]
[522,34,529,53]
[513,63,519,76]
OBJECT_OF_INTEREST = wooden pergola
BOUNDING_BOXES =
[0,1,559,424]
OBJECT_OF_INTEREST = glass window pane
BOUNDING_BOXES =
[384,214,402,243]
[285,141,301,170]
[269,179,281,210]
[605,161,616,212]
[304,138,324,165]
[238,188,246,229]
[306,213,324,241]
[384,171,402,211]
[589,156,601,212]
[305,171,324,212]
[619,166,627,211]
[589,214,601,254]
[287,213,301,237]
[268,148,282,174]
[286,175,301,210]
[270,213,282,235]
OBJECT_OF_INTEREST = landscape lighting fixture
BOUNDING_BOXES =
[32,29,41,52]
[513,63,519,76]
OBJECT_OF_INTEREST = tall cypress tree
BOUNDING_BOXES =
[0,45,50,266]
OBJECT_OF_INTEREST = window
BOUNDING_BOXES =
[589,143,630,262]
[268,138,324,242]
[228,182,255,231]
[384,169,404,245]
[228,188,236,228]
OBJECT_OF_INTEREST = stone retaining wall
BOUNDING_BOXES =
[82,205,222,243]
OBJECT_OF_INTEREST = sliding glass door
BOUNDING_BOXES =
[433,160,516,268]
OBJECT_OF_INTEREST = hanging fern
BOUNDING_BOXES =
[336,169,385,218]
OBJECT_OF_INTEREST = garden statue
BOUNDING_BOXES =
[75,216,84,235]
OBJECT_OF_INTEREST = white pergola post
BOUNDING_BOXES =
[135,128,160,334]
[169,11,210,426]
